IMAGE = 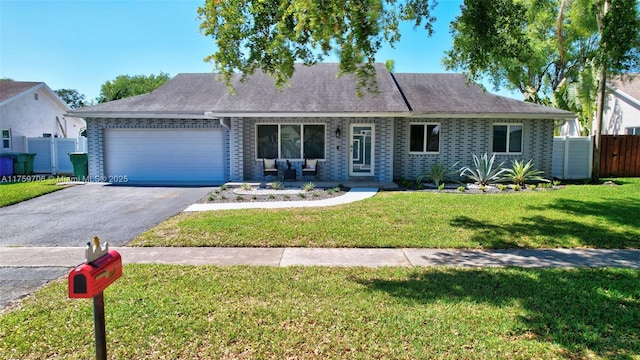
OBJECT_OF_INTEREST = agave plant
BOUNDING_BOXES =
[502,159,549,186]
[459,153,508,186]
[416,162,460,187]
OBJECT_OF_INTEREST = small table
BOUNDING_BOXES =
[283,168,296,181]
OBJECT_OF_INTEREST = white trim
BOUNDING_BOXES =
[0,83,71,111]
[607,85,640,108]
[2,128,11,150]
[0,83,45,107]
[349,124,375,177]
[408,122,441,154]
[255,123,327,161]
[66,110,576,120]
[492,123,524,155]
[411,112,576,120]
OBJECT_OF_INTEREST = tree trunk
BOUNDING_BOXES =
[592,66,606,182]
[592,0,609,183]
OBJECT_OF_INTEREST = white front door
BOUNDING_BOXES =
[349,124,375,176]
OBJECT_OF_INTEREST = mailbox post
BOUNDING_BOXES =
[68,237,122,360]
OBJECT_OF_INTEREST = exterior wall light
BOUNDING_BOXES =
[335,127,341,138]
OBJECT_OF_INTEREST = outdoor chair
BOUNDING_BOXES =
[263,158,278,180]
[302,158,318,180]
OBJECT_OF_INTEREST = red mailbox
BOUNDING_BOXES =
[69,250,122,298]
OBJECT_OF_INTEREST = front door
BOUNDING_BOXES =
[349,124,375,176]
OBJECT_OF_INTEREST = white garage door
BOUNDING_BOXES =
[104,129,224,184]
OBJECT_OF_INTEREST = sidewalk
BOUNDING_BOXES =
[2,247,639,268]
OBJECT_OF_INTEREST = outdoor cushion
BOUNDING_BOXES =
[306,159,317,168]
[264,159,276,169]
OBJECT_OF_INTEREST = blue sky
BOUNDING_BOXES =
[1,0,522,102]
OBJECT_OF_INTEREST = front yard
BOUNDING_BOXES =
[133,178,640,249]
[1,266,638,359]
[2,179,639,359]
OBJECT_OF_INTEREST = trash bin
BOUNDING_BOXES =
[24,153,36,175]
[0,156,13,177]
[69,152,88,179]
[4,153,28,175]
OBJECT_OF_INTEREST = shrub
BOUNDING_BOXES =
[529,184,537,190]
[460,153,507,185]
[438,183,445,191]
[552,180,561,186]
[301,182,316,191]
[417,162,460,187]
[270,181,284,190]
[502,159,548,186]
[497,184,507,191]
[241,182,251,190]
[457,186,466,192]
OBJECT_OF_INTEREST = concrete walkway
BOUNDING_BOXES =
[184,187,378,211]
[2,247,639,268]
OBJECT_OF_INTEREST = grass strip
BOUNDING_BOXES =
[1,265,638,359]
[132,178,640,249]
[0,178,69,207]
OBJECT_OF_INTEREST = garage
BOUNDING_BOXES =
[104,128,224,184]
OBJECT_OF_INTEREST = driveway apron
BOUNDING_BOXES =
[0,183,214,247]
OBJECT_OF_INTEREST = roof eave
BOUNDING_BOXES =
[67,111,414,119]
[606,85,640,107]
[411,111,576,120]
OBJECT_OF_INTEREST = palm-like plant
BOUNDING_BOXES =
[502,159,549,186]
[417,162,460,187]
[460,153,508,186]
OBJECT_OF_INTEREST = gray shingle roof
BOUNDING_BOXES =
[73,63,407,115]
[70,63,574,119]
[392,73,573,117]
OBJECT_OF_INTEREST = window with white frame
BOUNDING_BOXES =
[2,129,11,150]
[493,124,522,153]
[409,123,440,153]
[626,127,640,135]
[256,124,325,159]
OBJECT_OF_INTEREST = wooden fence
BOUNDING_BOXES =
[600,135,640,177]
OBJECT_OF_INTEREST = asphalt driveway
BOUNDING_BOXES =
[0,183,214,247]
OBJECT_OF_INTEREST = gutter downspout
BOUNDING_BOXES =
[204,111,229,129]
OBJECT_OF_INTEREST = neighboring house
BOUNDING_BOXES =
[601,74,640,135]
[68,63,574,185]
[0,81,86,154]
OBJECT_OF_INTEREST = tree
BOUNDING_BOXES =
[97,73,171,103]
[443,0,639,181]
[197,0,437,94]
[592,0,640,180]
[55,89,87,109]
[443,0,600,104]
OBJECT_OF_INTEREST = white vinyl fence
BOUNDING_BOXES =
[26,137,87,175]
[552,136,592,180]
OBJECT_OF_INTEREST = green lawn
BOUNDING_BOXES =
[1,265,638,359]
[132,178,640,249]
[0,177,69,207]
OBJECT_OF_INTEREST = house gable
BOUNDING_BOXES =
[0,81,85,153]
